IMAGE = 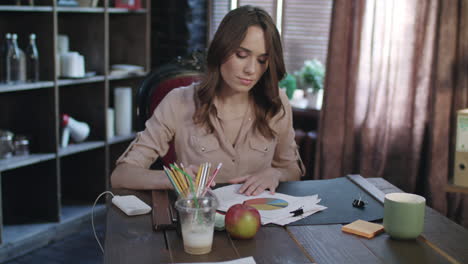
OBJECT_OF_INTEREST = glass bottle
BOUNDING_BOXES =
[2,33,12,83]
[26,33,39,82]
[18,36,26,82]
[7,33,21,83]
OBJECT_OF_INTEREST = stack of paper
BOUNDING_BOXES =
[213,184,327,226]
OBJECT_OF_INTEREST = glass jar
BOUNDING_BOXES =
[0,130,14,159]
[14,135,29,156]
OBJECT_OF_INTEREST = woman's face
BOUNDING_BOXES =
[220,26,269,95]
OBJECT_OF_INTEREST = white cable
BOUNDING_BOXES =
[92,191,114,254]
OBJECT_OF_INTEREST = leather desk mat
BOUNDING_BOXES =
[151,176,384,230]
[276,176,384,225]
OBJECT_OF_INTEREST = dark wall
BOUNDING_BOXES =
[151,0,207,68]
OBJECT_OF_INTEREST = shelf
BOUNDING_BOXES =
[58,141,105,157]
[108,71,147,81]
[0,153,56,172]
[56,7,105,13]
[0,0,150,259]
[108,132,136,145]
[57,74,146,86]
[108,8,147,14]
[57,75,105,86]
[0,204,106,263]
[0,81,54,93]
[0,6,147,14]
[0,5,53,12]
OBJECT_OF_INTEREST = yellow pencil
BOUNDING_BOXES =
[180,164,192,192]
[173,164,188,193]
[168,166,184,193]
[195,164,203,187]
[169,166,186,194]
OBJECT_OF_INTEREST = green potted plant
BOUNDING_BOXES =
[279,73,297,100]
[295,59,325,109]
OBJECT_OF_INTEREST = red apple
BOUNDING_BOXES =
[225,204,261,239]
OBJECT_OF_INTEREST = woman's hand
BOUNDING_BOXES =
[228,168,281,196]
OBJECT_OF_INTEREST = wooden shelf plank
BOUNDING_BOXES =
[108,71,147,80]
[0,81,54,93]
[108,132,136,145]
[108,8,147,14]
[0,153,56,172]
[57,75,105,86]
[0,5,53,12]
[56,7,105,13]
[58,141,105,157]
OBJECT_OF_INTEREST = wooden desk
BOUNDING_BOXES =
[104,176,468,264]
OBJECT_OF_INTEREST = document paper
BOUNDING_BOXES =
[213,184,327,225]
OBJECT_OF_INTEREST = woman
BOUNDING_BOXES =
[111,5,305,196]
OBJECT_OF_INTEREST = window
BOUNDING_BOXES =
[208,0,333,73]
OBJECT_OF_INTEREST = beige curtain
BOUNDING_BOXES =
[317,0,468,226]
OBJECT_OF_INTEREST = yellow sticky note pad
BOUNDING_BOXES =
[342,219,384,239]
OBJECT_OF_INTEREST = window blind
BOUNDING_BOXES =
[208,0,333,73]
[282,0,333,72]
[208,0,230,41]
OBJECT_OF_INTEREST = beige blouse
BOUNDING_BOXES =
[117,84,305,183]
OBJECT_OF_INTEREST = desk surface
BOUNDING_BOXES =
[104,176,468,264]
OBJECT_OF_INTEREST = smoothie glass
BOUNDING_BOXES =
[175,191,218,255]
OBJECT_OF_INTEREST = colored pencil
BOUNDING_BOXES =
[171,164,198,199]
[169,165,187,195]
[195,164,203,187]
[197,163,207,196]
[170,165,184,192]
[163,165,181,196]
[202,163,222,196]
[174,163,189,191]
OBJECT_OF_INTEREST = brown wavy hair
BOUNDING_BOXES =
[193,5,286,139]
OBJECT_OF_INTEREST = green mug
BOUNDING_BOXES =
[383,193,426,239]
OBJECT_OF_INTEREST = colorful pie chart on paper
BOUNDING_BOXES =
[243,198,288,210]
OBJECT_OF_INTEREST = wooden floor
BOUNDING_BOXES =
[4,221,105,264]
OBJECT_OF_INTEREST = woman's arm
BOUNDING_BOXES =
[110,89,180,190]
[111,163,173,190]
[275,165,301,181]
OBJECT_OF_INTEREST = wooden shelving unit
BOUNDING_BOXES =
[0,1,150,261]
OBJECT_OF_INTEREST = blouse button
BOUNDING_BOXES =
[264,147,268,151]
[201,147,206,152]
